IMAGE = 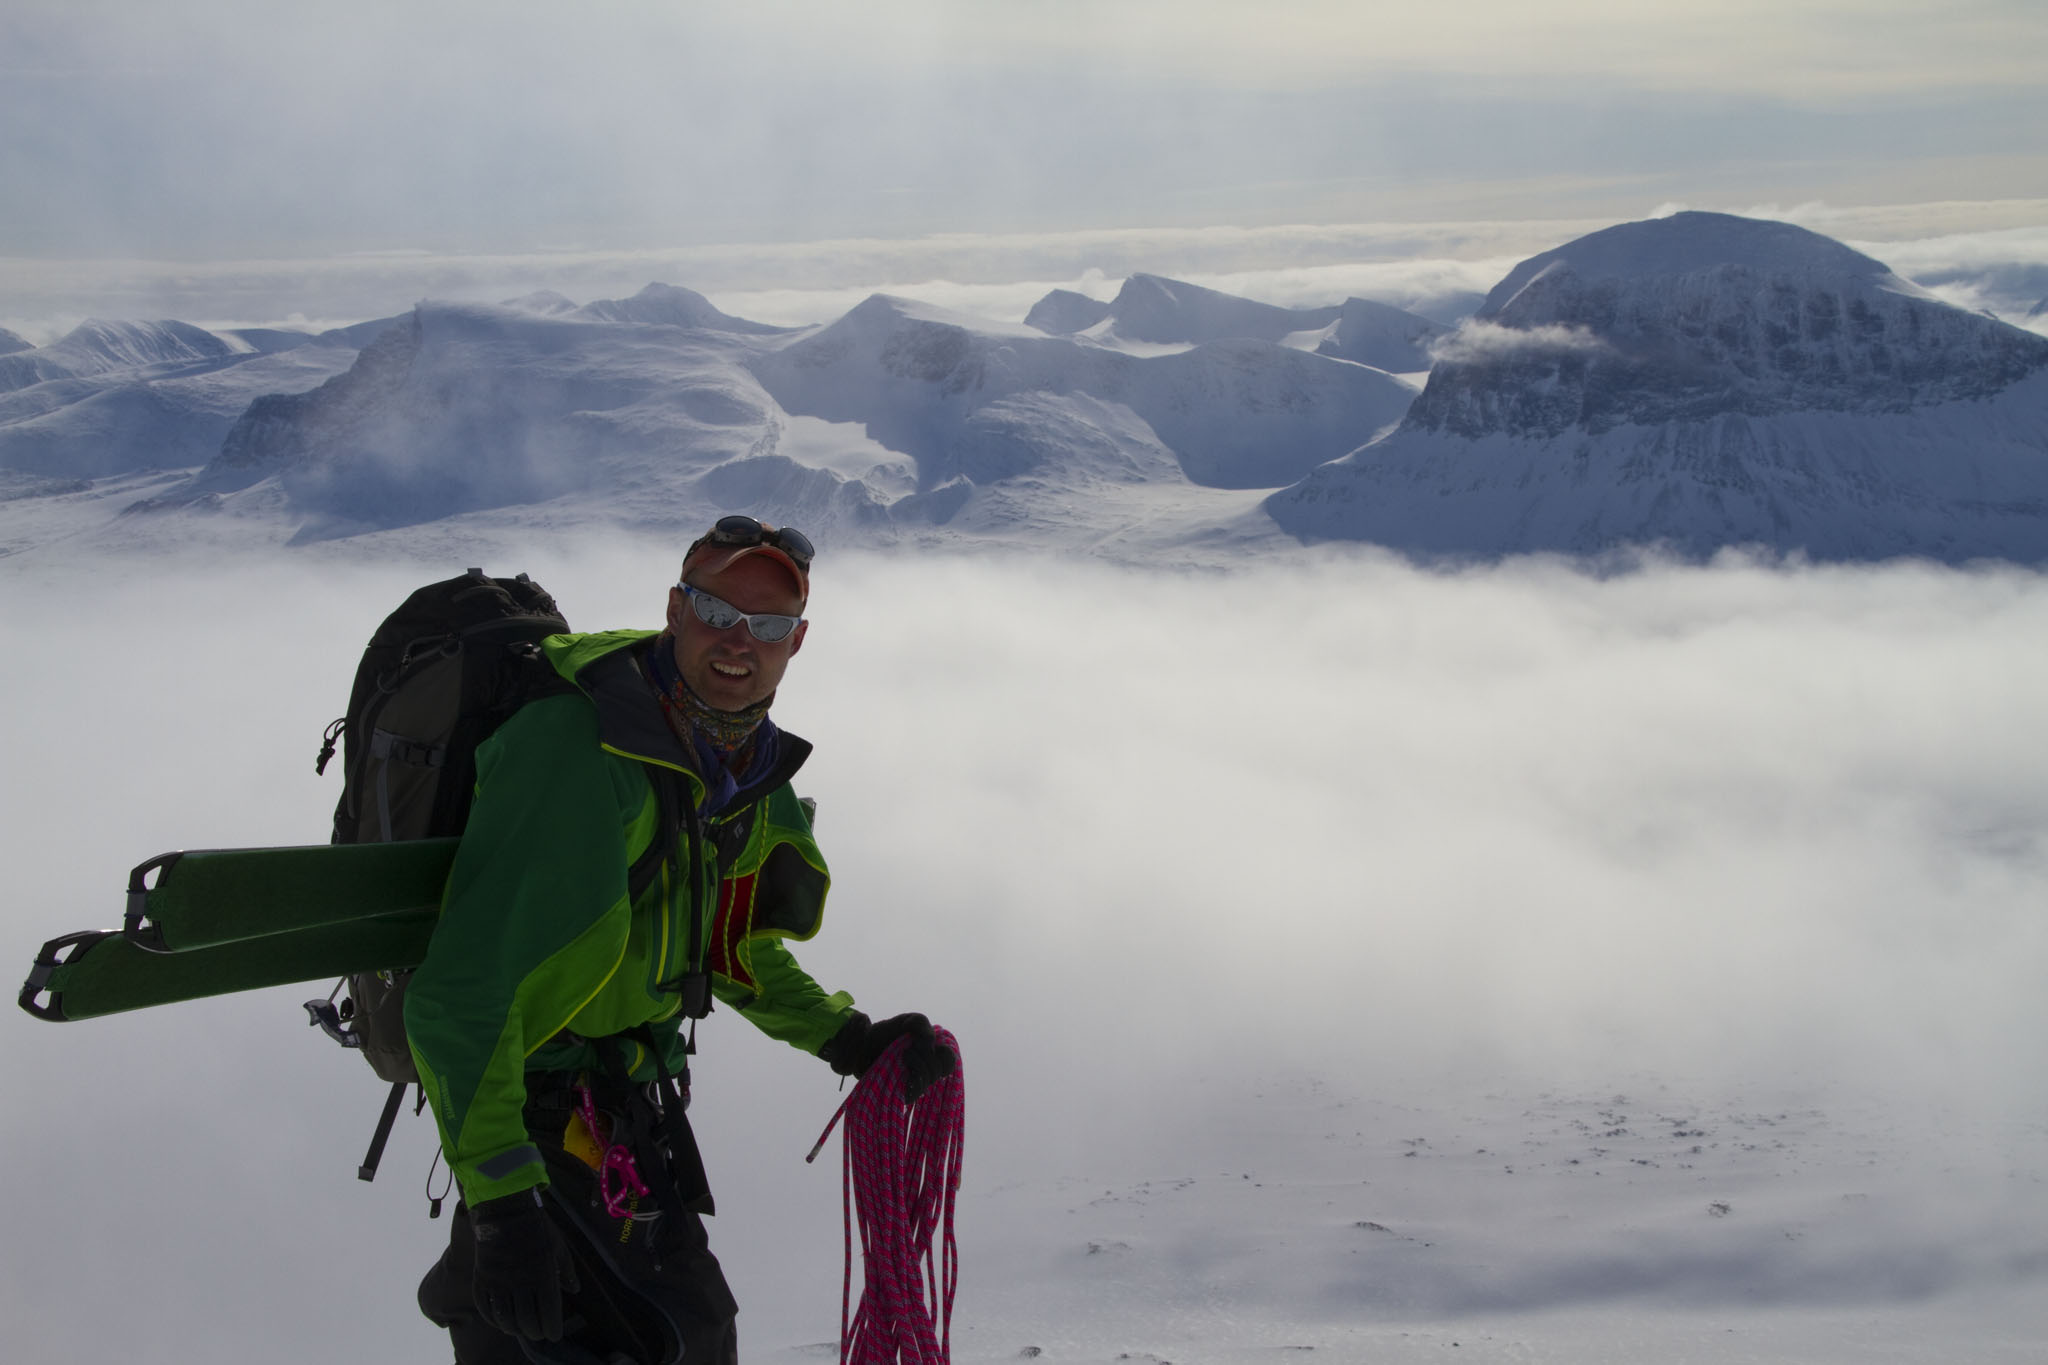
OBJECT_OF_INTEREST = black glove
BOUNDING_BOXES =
[469,1188,579,1342]
[822,1010,958,1101]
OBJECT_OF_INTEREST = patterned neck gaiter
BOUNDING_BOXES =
[644,632,772,759]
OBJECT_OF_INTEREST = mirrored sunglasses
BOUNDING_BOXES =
[680,585,803,643]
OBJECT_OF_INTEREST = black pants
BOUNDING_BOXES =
[418,1084,738,1365]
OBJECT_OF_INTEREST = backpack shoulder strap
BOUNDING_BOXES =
[627,765,681,903]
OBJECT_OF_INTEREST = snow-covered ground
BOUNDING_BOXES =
[4,537,2043,1364]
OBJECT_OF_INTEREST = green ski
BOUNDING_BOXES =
[18,840,457,1022]
[123,838,458,952]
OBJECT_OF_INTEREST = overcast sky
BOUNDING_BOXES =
[5,0,2046,264]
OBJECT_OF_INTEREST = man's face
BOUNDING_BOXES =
[667,553,808,712]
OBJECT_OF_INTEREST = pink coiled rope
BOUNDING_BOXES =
[807,1027,964,1365]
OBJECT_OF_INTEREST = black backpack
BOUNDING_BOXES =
[308,568,574,1179]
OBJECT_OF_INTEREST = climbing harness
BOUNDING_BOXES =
[808,1027,964,1365]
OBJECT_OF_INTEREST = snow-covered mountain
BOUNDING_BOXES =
[0,319,373,481]
[751,293,1416,494]
[0,319,238,392]
[1267,212,2048,562]
[1034,272,1342,345]
[12,217,2048,566]
[140,283,1413,545]
[189,297,819,541]
[0,326,32,357]
[1025,271,1445,372]
[573,281,794,335]
[1315,295,1447,373]
[1021,288,1112,336]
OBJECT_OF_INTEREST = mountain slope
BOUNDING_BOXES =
[1022,288,1112,335]
[750,293,1417,497]
[1088,272,1342,345]
[196,302,812,539]
[1026,273,1445,373]
[1267,212,2048,562]
[0,321,364,480]
[0,319,238,394]
[124,286,1410,547]
[1314,297,1446,373]
[574,282,794,335]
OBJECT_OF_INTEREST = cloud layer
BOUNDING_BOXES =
[1429,319,1611,363]
[4,541,2044,1359]
[6,204,2048,347]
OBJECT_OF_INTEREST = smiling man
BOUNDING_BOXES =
[408,516,954,1365]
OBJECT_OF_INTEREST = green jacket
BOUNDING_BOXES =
[405,629,851,1204]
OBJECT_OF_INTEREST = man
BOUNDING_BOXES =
[410,516,954,1365]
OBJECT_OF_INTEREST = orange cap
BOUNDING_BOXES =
[679,540,809,603]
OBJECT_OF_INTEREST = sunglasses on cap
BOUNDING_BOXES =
[694,515,815,569]
[678,585,803,643]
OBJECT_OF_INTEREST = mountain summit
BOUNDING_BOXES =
[1268,212,2048,562]
[1025,273,1444,373]
[1415,211,2038,433]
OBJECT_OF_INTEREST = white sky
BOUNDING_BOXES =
[4,0,2045,263]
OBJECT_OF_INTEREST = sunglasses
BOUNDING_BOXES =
[700,515,815,569]
[678,585,803,643]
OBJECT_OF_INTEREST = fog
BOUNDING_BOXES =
[3,543,2045,1360]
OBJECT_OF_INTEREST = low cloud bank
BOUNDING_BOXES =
[10,544,2046,1112]
[1428,318,1611,364]
[6,204,2045,342]
[4,543,2044,1359]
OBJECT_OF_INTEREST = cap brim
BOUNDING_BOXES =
[682,543,809,599]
